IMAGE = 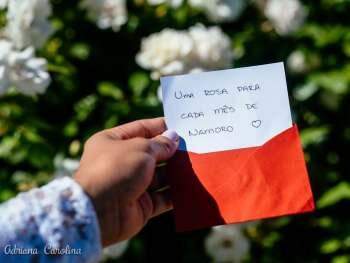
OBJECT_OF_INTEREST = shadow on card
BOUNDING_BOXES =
[166,137,225,232]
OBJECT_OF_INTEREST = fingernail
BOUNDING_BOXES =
[162,130,179,142]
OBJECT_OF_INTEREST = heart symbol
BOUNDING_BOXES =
[252,120,262,128]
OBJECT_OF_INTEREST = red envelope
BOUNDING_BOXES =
[166,124,315,232]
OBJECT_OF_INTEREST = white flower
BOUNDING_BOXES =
[80,0,128,31]
[0,41,11,95]
[264,0,307,35]
[136,24,233,79]
[147,0,183,8]
[205,224,250,263]
[157,85,163,101]
[147,0,246,20]
[7,47,51,95]
[189,0,246,22]
[0,39,51,96]
[54,155,80,178]
[287,50,307,73]
[189,24,233,69]
[136,28,195,79]
[5,0,53,49]
[0,0,8,9]
[103,240,129,259]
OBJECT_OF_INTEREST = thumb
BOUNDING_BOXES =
[149,130,179,162]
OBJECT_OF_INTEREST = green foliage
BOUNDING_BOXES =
[318,182,350,208]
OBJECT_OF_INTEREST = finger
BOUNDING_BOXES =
[150,188,173,218]
[107,117,167,139]
[149,130,179,162]
[138,192,154,225]
[148,164,167,191]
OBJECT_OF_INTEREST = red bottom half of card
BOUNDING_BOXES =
[166,124,315,232]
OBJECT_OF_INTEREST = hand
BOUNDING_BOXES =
[74,118,179,247]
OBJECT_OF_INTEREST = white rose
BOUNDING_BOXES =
[54,155,80,178]
[136,28,194,79]
[0,40,12,95]
[205,224,250,263]
[0,0,8,9]
[189,0,246,22]
[287,50,307,74]
[189,24,233,69]
[136,24,233,79]
[0,39,51,96]
[264,0,307,35]
[103,240,129,259]
[147,0,183,8]
[80,0,128,31]
[5,0,53,49]
[7,47,51,96]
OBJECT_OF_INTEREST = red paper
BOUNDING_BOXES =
[166,124,315,232]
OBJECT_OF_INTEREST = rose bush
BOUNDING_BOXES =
[1,0,349,262]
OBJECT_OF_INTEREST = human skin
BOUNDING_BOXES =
[74,118,179,247]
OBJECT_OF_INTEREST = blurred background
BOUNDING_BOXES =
[0,0,349,262]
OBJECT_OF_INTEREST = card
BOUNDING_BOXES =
[161,62,292,153]
[161,62,315,232]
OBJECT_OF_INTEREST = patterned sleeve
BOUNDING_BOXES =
[0,177,102,263]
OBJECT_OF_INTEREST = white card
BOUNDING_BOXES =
[161,62,292,154]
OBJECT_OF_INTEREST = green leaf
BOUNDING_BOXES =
[299,24,349,47]
[294,83,318,101]
[332,255,350,263]
[317,217,333,228]
[104,115,119,129]
[74,95,98,122]
[262,232,281,248]
[300,126,329,147]
[70,43,90,60]
[98,82,124,100]
[22,128,43,143]
[27,144,53,169]
[64,121,79,137]
[321,239,342,254]
[318,182,350,208]
[129,72,150,97]
[309,65,350,95]
[0,189,15,202]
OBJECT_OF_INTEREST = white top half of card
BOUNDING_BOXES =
[161,62,293,154]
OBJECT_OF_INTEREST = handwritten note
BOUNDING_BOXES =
[161,62,292,154]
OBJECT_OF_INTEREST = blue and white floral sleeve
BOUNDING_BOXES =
[0,177,102,263]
